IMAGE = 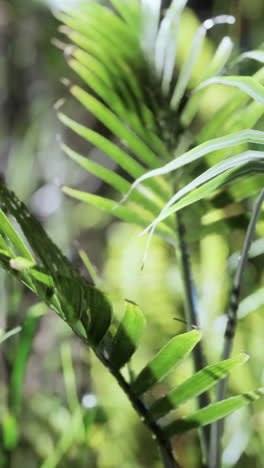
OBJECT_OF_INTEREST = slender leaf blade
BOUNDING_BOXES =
[196,76,264,106]
[149,353,248,420]
[163,388,264,438]
[131,329,201,396]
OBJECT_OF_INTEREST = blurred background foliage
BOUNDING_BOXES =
[0,0,263,467]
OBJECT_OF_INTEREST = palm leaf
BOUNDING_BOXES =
[163,388,264,438]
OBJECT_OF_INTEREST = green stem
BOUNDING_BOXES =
[175,211,210,461]
[209,189,264,468]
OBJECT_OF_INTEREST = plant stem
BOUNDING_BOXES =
[175,212,210,460]
[71,324,180,468]
[97,350,181,468]
[209,189,264,468]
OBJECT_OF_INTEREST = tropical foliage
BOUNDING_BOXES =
[0,1,264,467]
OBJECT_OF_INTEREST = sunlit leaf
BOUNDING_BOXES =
[120,129,264,203]
[163,387,264,438]
[131,329,201,396]
[141,151,264,233]
[149,353,248,420]
[196,76,264,107]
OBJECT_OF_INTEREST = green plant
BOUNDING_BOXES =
[0,1,263,467]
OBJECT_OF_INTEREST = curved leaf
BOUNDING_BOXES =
[196,75,264,106]
[120,129,264,204]
[170,16,235,110]
[141,151,264,234]
[197,67,264,142]
[181,36,234,125]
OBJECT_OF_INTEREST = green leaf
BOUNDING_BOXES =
[0,182,112,347]
[10,303,46,413]
[131,329,201,396]
[79,249,101,288]
[61,144,165,218]
[70,86,162,170]
[196,75,264,107]
[181,36,234,125]
[2,413,19,450]
[141,0,162,67]
[141,151,264,232]
[0,208,34,261]
[155,0,187,94]
[109,300,146,370]
[61,186,175,244]
[233,49,264,66]
[110,0,140,28]
[10,256,36,271]
[163,387,264,438]
[121,129,264,203]
[170,16,235,110]
[59,113,168,202]
[197,67,264,142]
[0,326,22,345]
[238,288,264,319]
[149,353,248,420]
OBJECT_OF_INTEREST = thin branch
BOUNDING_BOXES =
[72,323,180,468]
[175,211,211,461]
[97,350,181,468]
[209,188,264,468]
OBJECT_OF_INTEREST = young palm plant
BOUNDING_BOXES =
[0,1,264,467]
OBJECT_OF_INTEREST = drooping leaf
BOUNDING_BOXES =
[140,151,264,234]
[131,329,201,396]
[119,129,264,203]
[233,49,264,66]
[109,300,146,370]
